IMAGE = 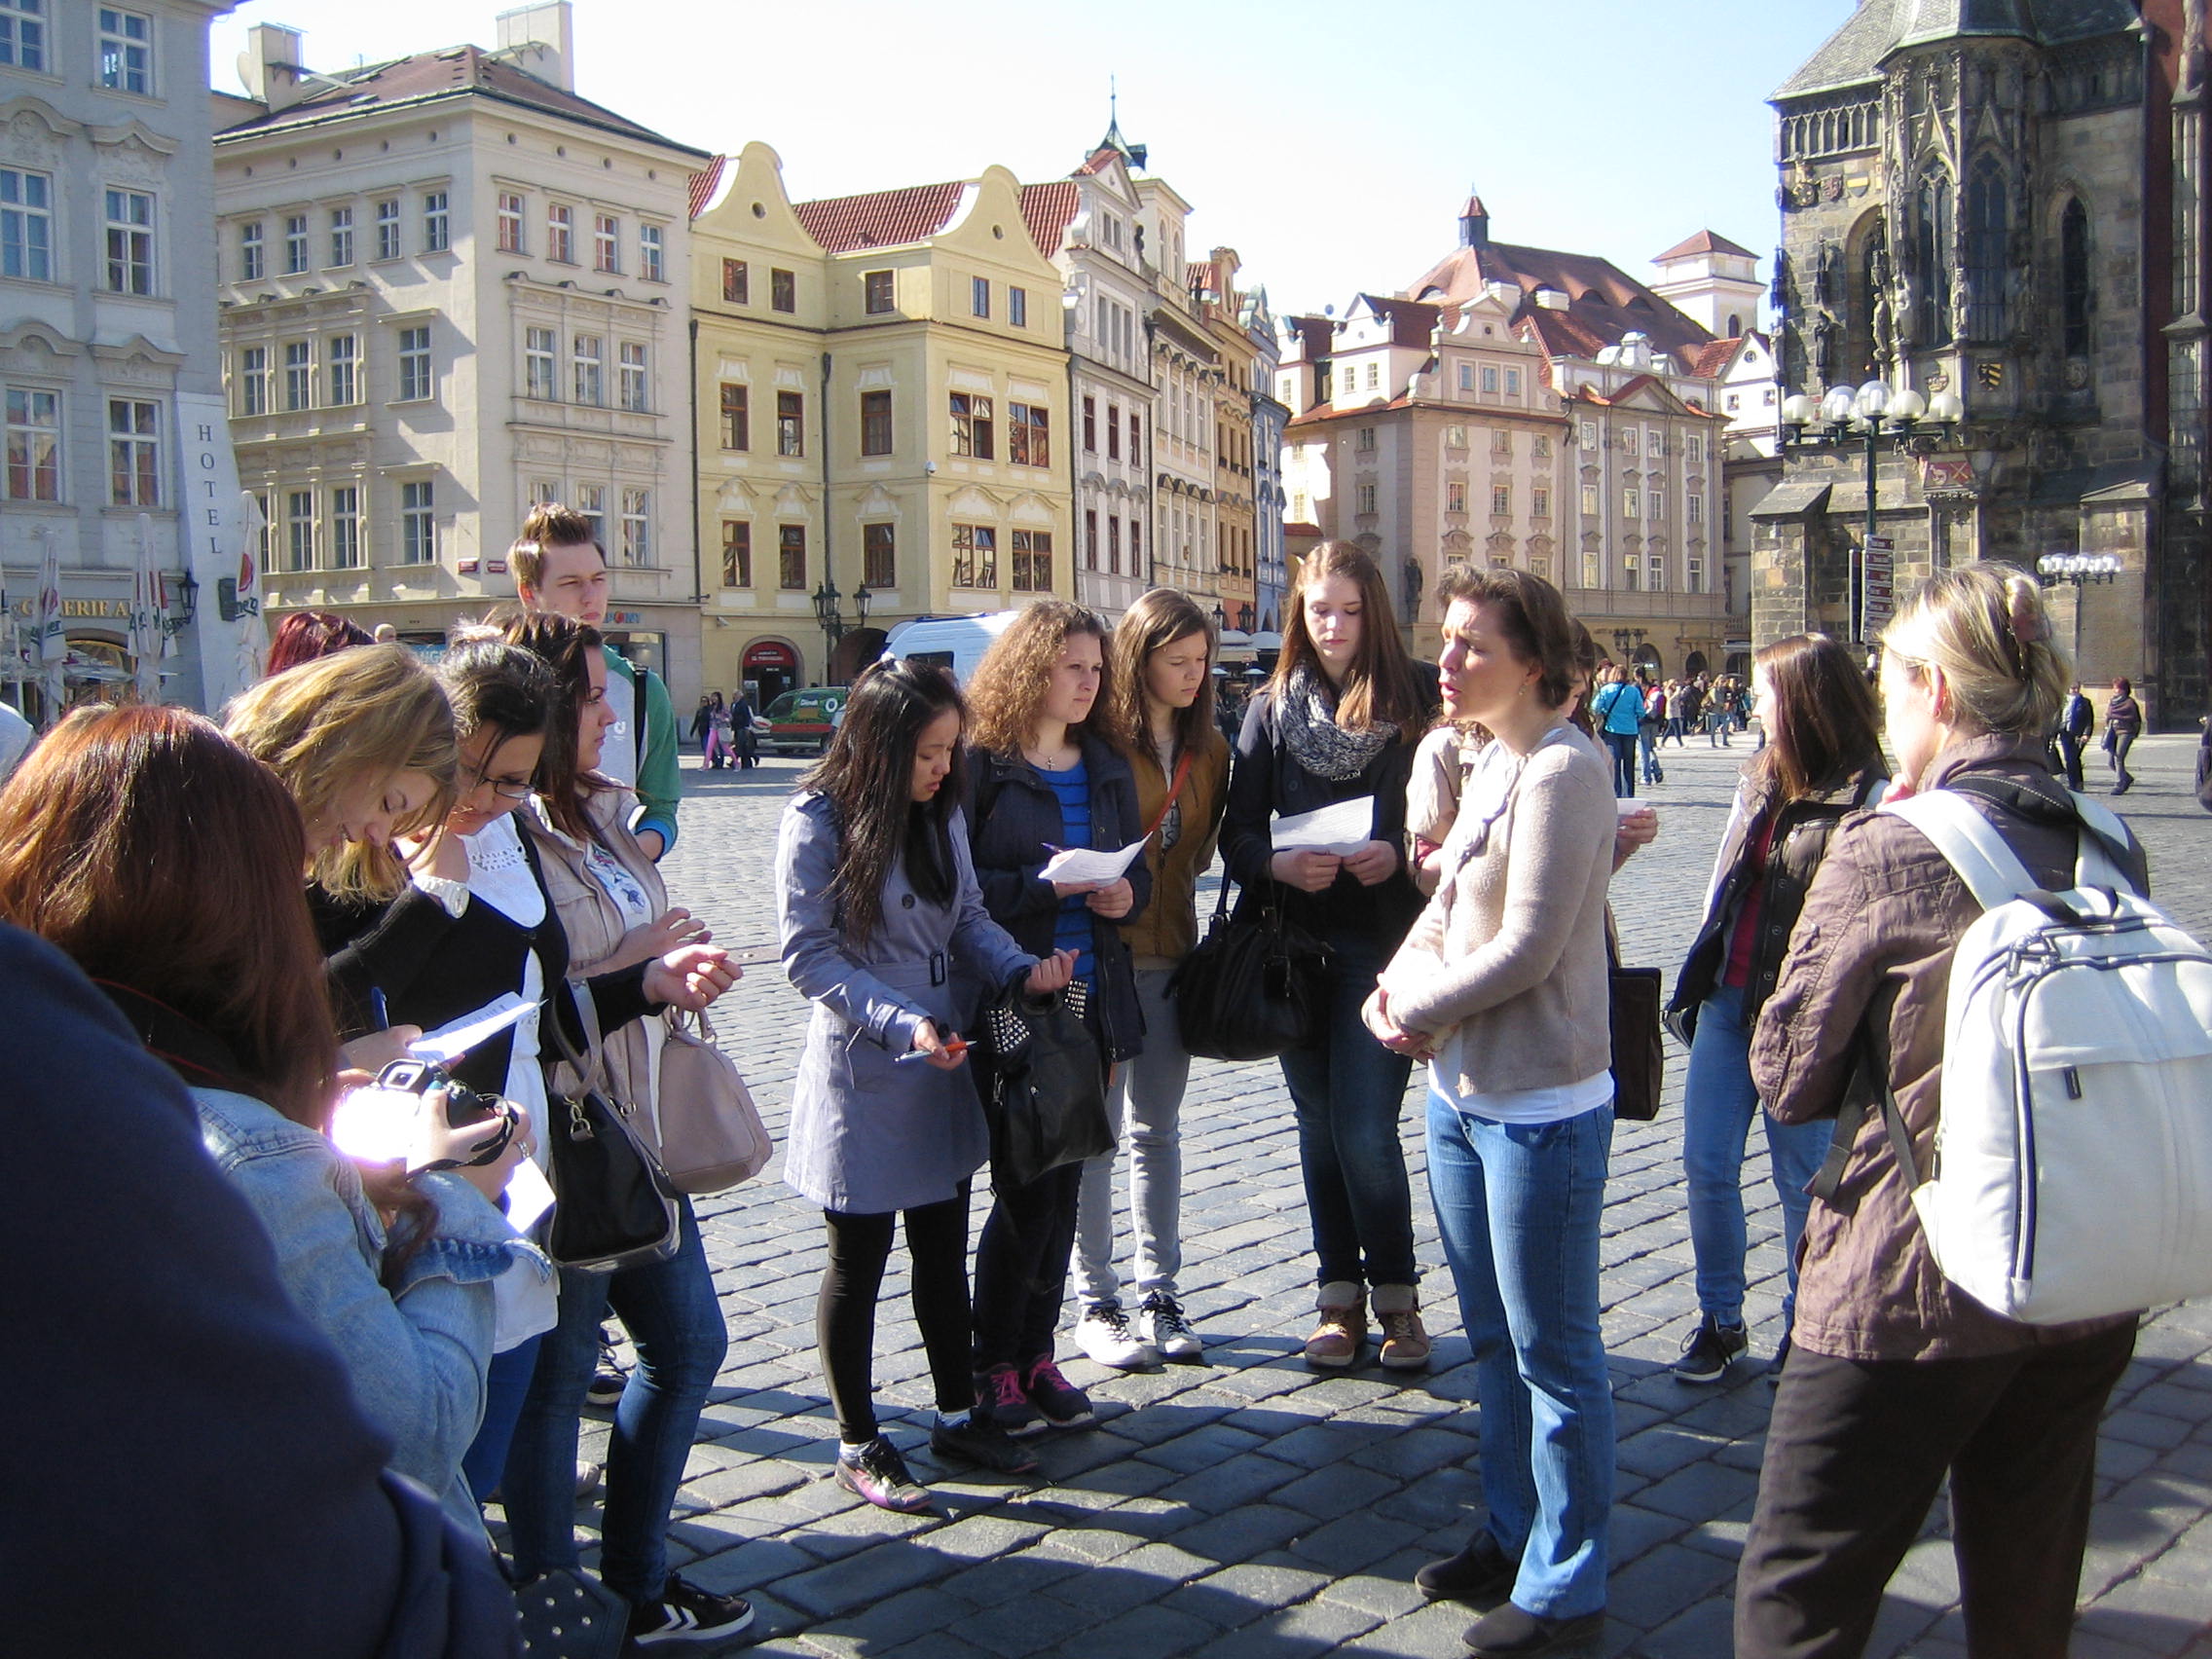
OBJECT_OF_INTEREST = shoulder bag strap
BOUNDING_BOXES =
[1810,1021,1923,1206]
[1145,749,1196,842]
[1878,790,2037,910]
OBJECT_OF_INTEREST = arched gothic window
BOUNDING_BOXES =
[1916,166,1954,346]
[2061,198,2092,357]
[1964,159,2009,340]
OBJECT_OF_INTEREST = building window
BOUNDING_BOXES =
[574,483,605,547]
[497,193,525,253]
[1445,424,1467,449]
[620,488,650,564]
[97,7,151,93]
[1492,485,1511,515]
[1915,165,1954,347]
[1365,362,1380,389]
[524,327,557,401]
[1623,487,1641,517]
[970,276,989,318]
[1623,552,1641,592]
[639,223,663,282]
[236,345,268,416]
[1647,429,1664,457]
[776,389,804,457]
[778,523,805,590]
[1012,530,1051,592]
[1533,435,1552,461]
[1505,369,1522,395]
[949,392,993,459]
[864,521,896,588]
[1686,492,1702,525]
[718,383,748,450]
[1580,484,1600,516]
[1126,413,1140,459]
[860,388,893,456]
[1356,483,1377,514]
[237,217,263,282]
[1128,519,1140,571]
[1010,285,1027,327]
[1082,395,1095,452]
[571,334,602,405]
[421,192,449,255]
[547,203,573,263]
[282,340,311,411]
[0,0,46,71]
[1457,362,1474,391]
[1687,553,1703,593]
[528,479,558,507]
[1107,516,1122,574]
[1492,428,1512,456]
[1963,158,2008,341]
[618,342,647,412]
[771,268,795,313]
[1010,402,1049,467]
[103,188,153,296]
[329,485,361,569]
[1532,486,1551,517]
[951,523,997,587]
[282,213,307,274]
[1650,489,1666,520]
[328,205,353,268]
[721,258,748,303]
[2061,198,2092,357]
[285,489,314,572]
[1106,404,1121,461]
[592,213,618,274]
[1684,434,1702,462]
[719,520,751,587]
[374,199,400,261]
[396,325,432,402]
[1356,426,1376,453]
[1578,421,1597,450]
[864,270,894,313]
[399,479,434,563]
[108,397,159,504]
[1482,365,1499,392]
[1647,553,1667,592]
[1447,481,1467,513]
[4,387,59,500]
[1084,508,1098,571]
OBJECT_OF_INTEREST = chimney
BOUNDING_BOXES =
[237,21,304,109]
[1458,192,1490,249]
[497,0,573,92]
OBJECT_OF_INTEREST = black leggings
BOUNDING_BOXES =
[817,1186,973,1444]
[971,1161,1085,1372]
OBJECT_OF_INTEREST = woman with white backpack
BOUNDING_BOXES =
[1735,565,2144,1659]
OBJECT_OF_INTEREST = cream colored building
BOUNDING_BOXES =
[211,4,708,690]
[689,143,1073,699]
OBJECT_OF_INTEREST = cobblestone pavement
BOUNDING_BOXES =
[505,733,2212,1657]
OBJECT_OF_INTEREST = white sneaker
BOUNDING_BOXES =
[1073,1302,1156,1369]
[1138,1292,1203,1362]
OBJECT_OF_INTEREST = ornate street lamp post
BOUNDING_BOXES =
[1779,380,1966,644]
[2036,551,2121,668]
[811,580,872,683]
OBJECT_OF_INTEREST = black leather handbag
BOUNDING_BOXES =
[543,992,682,1273]
[1607,926,1665,1124]
[1168,881,1332,1062]
[979,981,1114,1190]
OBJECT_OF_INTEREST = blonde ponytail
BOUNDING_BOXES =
[1881,563,2071,738]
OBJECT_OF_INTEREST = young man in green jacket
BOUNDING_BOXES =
[511,503,682,858]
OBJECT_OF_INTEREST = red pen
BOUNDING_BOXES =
[896,1038,970,1064]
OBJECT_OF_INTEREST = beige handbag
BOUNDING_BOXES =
[650,1007,772,1194]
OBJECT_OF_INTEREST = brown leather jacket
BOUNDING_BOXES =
[1750,732,2145,1362]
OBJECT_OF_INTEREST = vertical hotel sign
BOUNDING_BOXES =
[174,391,253,709]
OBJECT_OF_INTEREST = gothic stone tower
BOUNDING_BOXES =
[1762,0,2204,724]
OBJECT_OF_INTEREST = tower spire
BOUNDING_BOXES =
[1098,78,1148,170]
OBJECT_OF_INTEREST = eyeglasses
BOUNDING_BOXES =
[469,772,534,801]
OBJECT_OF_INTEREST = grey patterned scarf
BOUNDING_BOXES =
[1277,663,1396,782]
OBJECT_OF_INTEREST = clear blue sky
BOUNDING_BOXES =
[210,0,1856,321]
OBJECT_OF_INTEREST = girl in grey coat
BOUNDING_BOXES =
[775,660,1074,1512]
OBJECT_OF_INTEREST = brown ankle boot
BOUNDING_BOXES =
[1304,1280,1367,1369]
[1372,1283,1431,1370]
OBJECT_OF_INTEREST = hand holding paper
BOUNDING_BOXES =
[1039,837,1148,887]
[1271,796,1376,858]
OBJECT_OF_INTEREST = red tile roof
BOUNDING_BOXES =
[1350,293,1442,348]
[687,155,726,221]
[1074,146,1124,177]
[1019,180,1082,256]
[793,181,968,253]
[1410,239,1713,360]
[215,45,706,155]
[1654,229,1756,262]
[1683,336,1744,379]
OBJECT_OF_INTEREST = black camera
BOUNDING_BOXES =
[374,1059,503,1128]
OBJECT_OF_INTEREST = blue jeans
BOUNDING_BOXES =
[1426,1089,1614,1619]
[1278,940,1418,1288]
[504,1197,726,1604]
[461,1335,539,1501]
[1603,731,1638,797]
[1681,986,1831,1333]
[1637,724,1661,783]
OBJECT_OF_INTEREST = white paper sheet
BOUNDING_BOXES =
[1038,836,1148,886]
[1271,795,1376,856]
[409,992,535,1065]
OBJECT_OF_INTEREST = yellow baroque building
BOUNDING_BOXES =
[691,142,1074,703]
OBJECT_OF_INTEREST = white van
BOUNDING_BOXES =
[883,611,1022,684]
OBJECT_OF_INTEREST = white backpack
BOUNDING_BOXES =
[1873,786,2212,1325]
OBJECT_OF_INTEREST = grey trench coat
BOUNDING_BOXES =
[775,792,1038,1214]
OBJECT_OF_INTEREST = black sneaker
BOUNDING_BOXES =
[585,1324,626,1408]
[1417,1530,1519,1603]
[1460,1601,1604,1655]
[974,1363,1044,1437]
[625,1576,754,1646]
[1672,1314,1749,1384]
[930,1414,1040,1474]
[1021,1354,1095,1429]
[834,1436,933,1513]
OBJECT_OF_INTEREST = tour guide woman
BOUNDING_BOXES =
[1365,566,1619,1658]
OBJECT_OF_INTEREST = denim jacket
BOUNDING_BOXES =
[193,1085,553,1526]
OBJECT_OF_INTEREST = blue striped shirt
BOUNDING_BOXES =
[1038,759,1095,981]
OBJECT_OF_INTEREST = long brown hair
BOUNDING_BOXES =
[0,706,339,1125]
[967,598,1114,758]
[1750,634,1885,804]
[494,608,614,845]
[1272,541,1428,733]
[1105,587,1217,760]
